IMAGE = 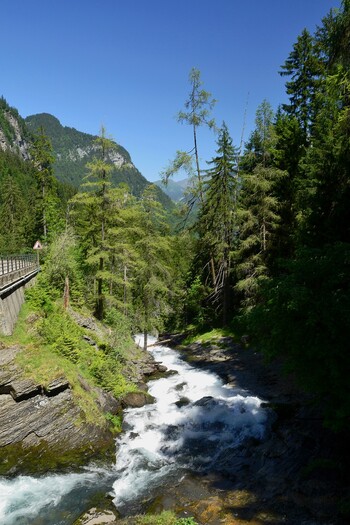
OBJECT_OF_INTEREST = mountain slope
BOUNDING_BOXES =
[0,97,31,160]
[25,113,173,209]
[154,178,189,202]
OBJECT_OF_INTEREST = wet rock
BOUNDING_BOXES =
[175,382,187,391]
[136,381,148,392]
[193,396,214,407]
[175,397,190,408]
[121,391,155,408]
[73,507,119,525]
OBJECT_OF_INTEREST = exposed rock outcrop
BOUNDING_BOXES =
[0,345,115,475]
[0,110,31,160]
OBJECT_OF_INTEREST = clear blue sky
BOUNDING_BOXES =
[1,0,341,182]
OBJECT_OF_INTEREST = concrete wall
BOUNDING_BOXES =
[0,270,38,336]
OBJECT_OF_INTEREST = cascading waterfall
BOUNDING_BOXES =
[0,336,269,524]
[112,336,268,511]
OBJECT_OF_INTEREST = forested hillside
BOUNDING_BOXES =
[25,113,173,210]
[161,1,350,431]
[0,1,349,436]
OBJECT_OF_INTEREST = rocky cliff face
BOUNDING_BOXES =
[0,334,167,476]
[0,345,117,475]
[0,104,31,160]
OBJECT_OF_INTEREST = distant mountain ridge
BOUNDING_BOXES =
[154,178,189,202]
[25,113,173,209]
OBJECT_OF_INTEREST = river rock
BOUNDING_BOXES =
[73,507,119,525]
[120,391,155,408]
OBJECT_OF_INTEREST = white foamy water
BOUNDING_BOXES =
[112,335,268,509]
[0,467,112,525]
[0,335,269,523]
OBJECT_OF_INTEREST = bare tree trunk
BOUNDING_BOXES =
[193,124,204,204]
[123,264,127,315]
[42,183,47,239]
[63,276,70,309]
[262,221,267,251]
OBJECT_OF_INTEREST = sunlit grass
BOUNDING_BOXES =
[182,327,236,345]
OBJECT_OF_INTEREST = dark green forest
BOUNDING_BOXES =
[1,1,349,431]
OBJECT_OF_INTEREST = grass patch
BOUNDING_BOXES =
[115,511,198,525]
[182,327,235,346]
[1,288,139,429]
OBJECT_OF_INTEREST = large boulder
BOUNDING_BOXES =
[120,391,155,408]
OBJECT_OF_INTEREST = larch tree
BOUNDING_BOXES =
[133,185,173,350]
[162,67,216,207]
[70,127,115,319]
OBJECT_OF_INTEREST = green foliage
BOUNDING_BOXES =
[185,274,210,327]
[175,519,198,525]
[105,412,122,433]
[0,150,37,252]
[130,512,198,525]
[248,243,350,430]
[279,28,322,136]
[23,241,137,401]
[25,280,55,315]
[39,307,82,363]
[29,230,84,305]
[198,122,239,324]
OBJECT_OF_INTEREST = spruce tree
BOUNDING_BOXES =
[199,122,238,325]
[30,127,56,240]
[279,28,322,138]
[0,174,27,252]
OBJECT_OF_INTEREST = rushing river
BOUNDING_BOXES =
[0,336,269,524]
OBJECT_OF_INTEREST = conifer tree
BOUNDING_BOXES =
[162,67,216,206]
[70,127,115,319]
[234,102,285,311]
[0,174,27,252]
[133,185,173,350]
[30,127,56,240]
[279,28,322,138]
[199,122,238,325]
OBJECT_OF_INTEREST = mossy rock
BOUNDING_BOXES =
[0,436,115,476]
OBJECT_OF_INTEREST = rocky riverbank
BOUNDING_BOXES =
[76,335,349,525]
[158,335,349,525]
[0,313,164,476]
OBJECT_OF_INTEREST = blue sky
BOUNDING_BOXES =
[1,0,341,182]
